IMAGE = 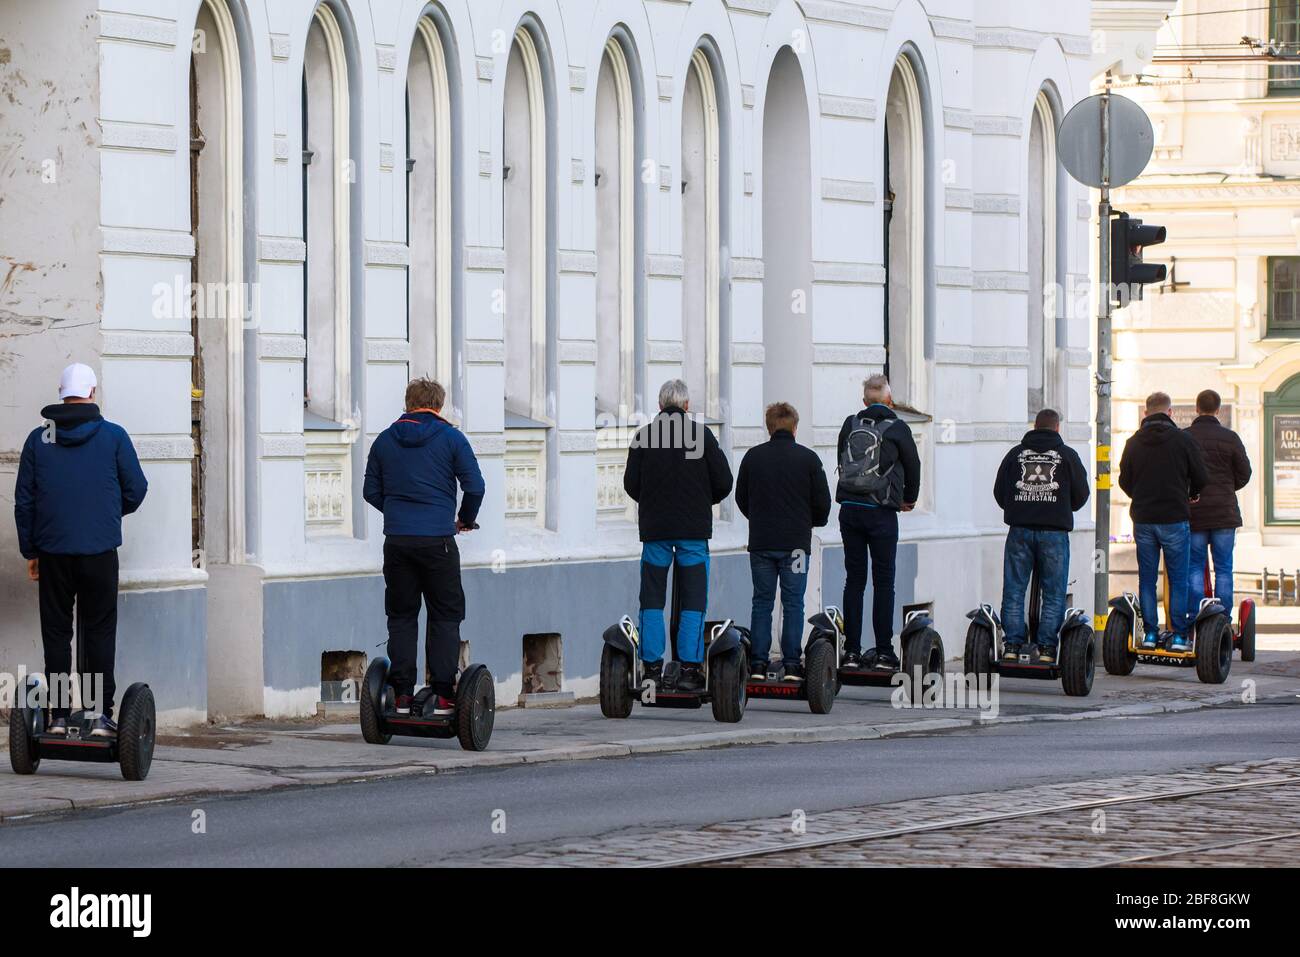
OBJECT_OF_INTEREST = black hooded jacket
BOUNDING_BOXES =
[1118,412,1209,525]
[993,429,1090,531]
[623,407,733,542]
[1184,414,1251,531]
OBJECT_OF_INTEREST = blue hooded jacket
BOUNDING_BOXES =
[14,403,148,558]
[363,410,485,537]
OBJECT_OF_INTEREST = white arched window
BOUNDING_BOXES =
[883,52,926,412]
[594,38,635,418]
[761,46,812,419]
[302,4,350,426]
[189,0,246,565]
[406,17,452,389]
[681,48,721,420]
[503,27,547,422]
[1027,89,1058,416]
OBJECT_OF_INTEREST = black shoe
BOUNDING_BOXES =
[749,658,770,680]
[1002,642,1023,661]
[677,662,705,693]
[1034,644,1056,665]
[45,716,68,736]
[641,659,663,686]
[874,649,901,671]
[841,651,861,670]
[783,662,804,681]
[90,715,117,739]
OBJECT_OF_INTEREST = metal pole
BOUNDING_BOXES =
[1094,73,1113,634]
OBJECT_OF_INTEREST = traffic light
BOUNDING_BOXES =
[1110,211,1167,306]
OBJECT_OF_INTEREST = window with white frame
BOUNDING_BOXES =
[681,48,721,420]
[1027,89,1058,416]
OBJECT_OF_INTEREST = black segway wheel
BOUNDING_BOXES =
[710,649,746,724]
[1239,602,1256,662]
[359,658,392,745]
[1059,625,1095,697]
[8,678,42,775]
[456,664,495,751]
[118,683,156,781]
[805,639,836,715]
[1102,610,1137,676]
[599,644,634,719]
[901,627,945,702]
[1195,615,1233,685]
[963,621,995,684]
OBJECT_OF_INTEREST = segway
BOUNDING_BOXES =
[1198,561,1255,662]
[745,607,841,714]
[963,568,1095,696]
[838,607,945,701]
[359,658,496,751]
[1102,584,1233,685]
[8,618,157,781]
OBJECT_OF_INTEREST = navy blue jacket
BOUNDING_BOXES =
[363,410,485,537]
[14,403,148,558]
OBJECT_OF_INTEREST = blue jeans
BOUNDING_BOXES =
[639,539,709,663]
[1135,521,1191,638]
[1188,528,1235,624]
[1000,527,1070,649]
[749,550,809,667]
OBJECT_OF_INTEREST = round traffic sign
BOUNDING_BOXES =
[1058,92,1154,189]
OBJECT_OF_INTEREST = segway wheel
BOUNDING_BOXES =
[118,683,156,782]
[8,678,42,775]
[963,621,995,684]
[1102,610,1137,676]
[359,658,392,745]
[1195,615,1233,685]
[805,639,837,715]
[901,627,945,703]
[599,644,634,719]
[1059,625,1096,697]
[456,664,495,752]
[710,650,747,724]
[1239,601,1256,662]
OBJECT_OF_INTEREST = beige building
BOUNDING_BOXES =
[1112,0,1300,579]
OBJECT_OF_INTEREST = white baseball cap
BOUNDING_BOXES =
[58,362,97,400]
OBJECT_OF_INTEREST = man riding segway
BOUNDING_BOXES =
[363,377,484,718]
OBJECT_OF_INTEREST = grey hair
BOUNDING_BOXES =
[863,374,892,404]
[658,378,690,410]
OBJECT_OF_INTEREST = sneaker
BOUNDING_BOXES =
[1169,633,1190,653]
[749,658,770,680]
[1002,642,1024,661]
[394,694,413,715]
[430,695,456,716]
[45,716,68,736]
[783,662,805,682]
[89,715,117,739]
[1139,632,1159,651]
[677,662,705,693]
[1035,644,1057,665]
[641,659,664,686]
[875,649,901,671]
[841,651,862,670]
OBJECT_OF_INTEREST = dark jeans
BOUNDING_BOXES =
[1135,521,1191,638]
[383,536,466,698]
[749,550,809,667]
[840,505,898,654]
[1189,528,1235,624]
[38,550,119,719]
[1000,527,1070,649]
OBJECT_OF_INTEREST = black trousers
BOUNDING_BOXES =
[383,536,465,698]
[839,506,899,654]
[38,550,119,718]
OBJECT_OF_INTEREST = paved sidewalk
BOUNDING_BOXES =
[3,651,1299,821]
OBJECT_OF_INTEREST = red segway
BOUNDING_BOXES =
[1200,561,1255,662]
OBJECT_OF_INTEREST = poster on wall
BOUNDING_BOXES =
[1273,414,1300,521]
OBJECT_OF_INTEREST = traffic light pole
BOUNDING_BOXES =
[1094,74,1112,634]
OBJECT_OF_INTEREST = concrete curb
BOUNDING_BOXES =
[0,687,1268,820]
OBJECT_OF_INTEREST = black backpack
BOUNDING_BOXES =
[837,414,902,507]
